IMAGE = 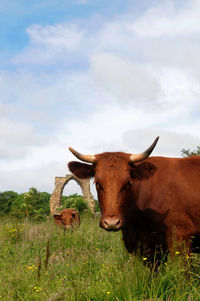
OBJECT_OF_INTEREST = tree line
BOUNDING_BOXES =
[0,187,89,220]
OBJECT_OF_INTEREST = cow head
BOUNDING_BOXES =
[68,137,159,231]
[54,209,80,229]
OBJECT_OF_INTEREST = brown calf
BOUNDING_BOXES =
[54,209,80,229]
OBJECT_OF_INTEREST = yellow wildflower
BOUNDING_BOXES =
[33,286,41,292]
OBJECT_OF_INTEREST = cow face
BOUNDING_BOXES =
[68,138,158,231]
[54,209,80,229]
[94,153,133,231]
[68,153,157,231]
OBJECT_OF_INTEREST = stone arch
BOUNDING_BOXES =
[50,174,95,215]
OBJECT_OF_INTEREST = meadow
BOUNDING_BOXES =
[0,214,200,301]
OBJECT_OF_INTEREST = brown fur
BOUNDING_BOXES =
[68,152,200,263]
[54,209,80,228]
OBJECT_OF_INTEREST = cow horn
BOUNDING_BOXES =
[69,147,96,163]
[129,136,159,162]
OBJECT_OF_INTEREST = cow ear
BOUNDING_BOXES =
[130,162,157,180]
[68,161,95,179]
[53,214,61,220]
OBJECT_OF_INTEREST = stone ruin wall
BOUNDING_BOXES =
[50,174,95,215]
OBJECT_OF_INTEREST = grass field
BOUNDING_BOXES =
[0,214,200,300]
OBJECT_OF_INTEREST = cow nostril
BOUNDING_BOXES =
[116,219,120,226]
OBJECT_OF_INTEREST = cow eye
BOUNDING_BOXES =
[121,181,131,191]
[95,182,103,191]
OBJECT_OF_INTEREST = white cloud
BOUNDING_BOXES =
[12,0,200,82]
[130,0,200,37]
[0,116,45,160]
[0,161,64,193]
[159,67,200,105]
[90,52,161,105]
[27,24,85,49]
[13,23,86,65]
[122,129,200,157]
[1,0,200,194]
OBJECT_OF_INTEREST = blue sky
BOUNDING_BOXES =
[0,0,143,53]
[0,0,200,194]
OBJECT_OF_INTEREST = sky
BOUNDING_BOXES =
[0,0,200,195]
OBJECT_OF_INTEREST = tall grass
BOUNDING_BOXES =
[0,215,199,300]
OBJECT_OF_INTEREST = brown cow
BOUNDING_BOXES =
[68,137,200,264]
[54,209,80,229]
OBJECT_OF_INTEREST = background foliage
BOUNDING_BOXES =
[10,188,50,220]
[0,188,95,218]
[62,194,88,213]
[181,146,200,157]
[0,191,18,215]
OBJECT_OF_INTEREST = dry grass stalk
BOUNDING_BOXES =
[45,239,50,271]
[37,255,42,281]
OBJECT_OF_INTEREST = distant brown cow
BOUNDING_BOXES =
[54,209,80,229]
[68,137,200,264]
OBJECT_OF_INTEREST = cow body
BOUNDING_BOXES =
[68,144,200,262]
[121,156,200,260]
[54,209,80,229]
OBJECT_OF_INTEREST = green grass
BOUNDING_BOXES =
[0,215,200,300]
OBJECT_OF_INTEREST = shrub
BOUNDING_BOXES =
[181,146,200,157]
[0,191,18,215]
[62,193,88,213]
[10,187,50,220]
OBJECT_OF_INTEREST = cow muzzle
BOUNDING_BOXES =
[100,216,122,231]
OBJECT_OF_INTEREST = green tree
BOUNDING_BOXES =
[38,192,51,215]
[0,191,18,215]
[10,187,50,220]
[62,193,88,213]
[181,146,200,157]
